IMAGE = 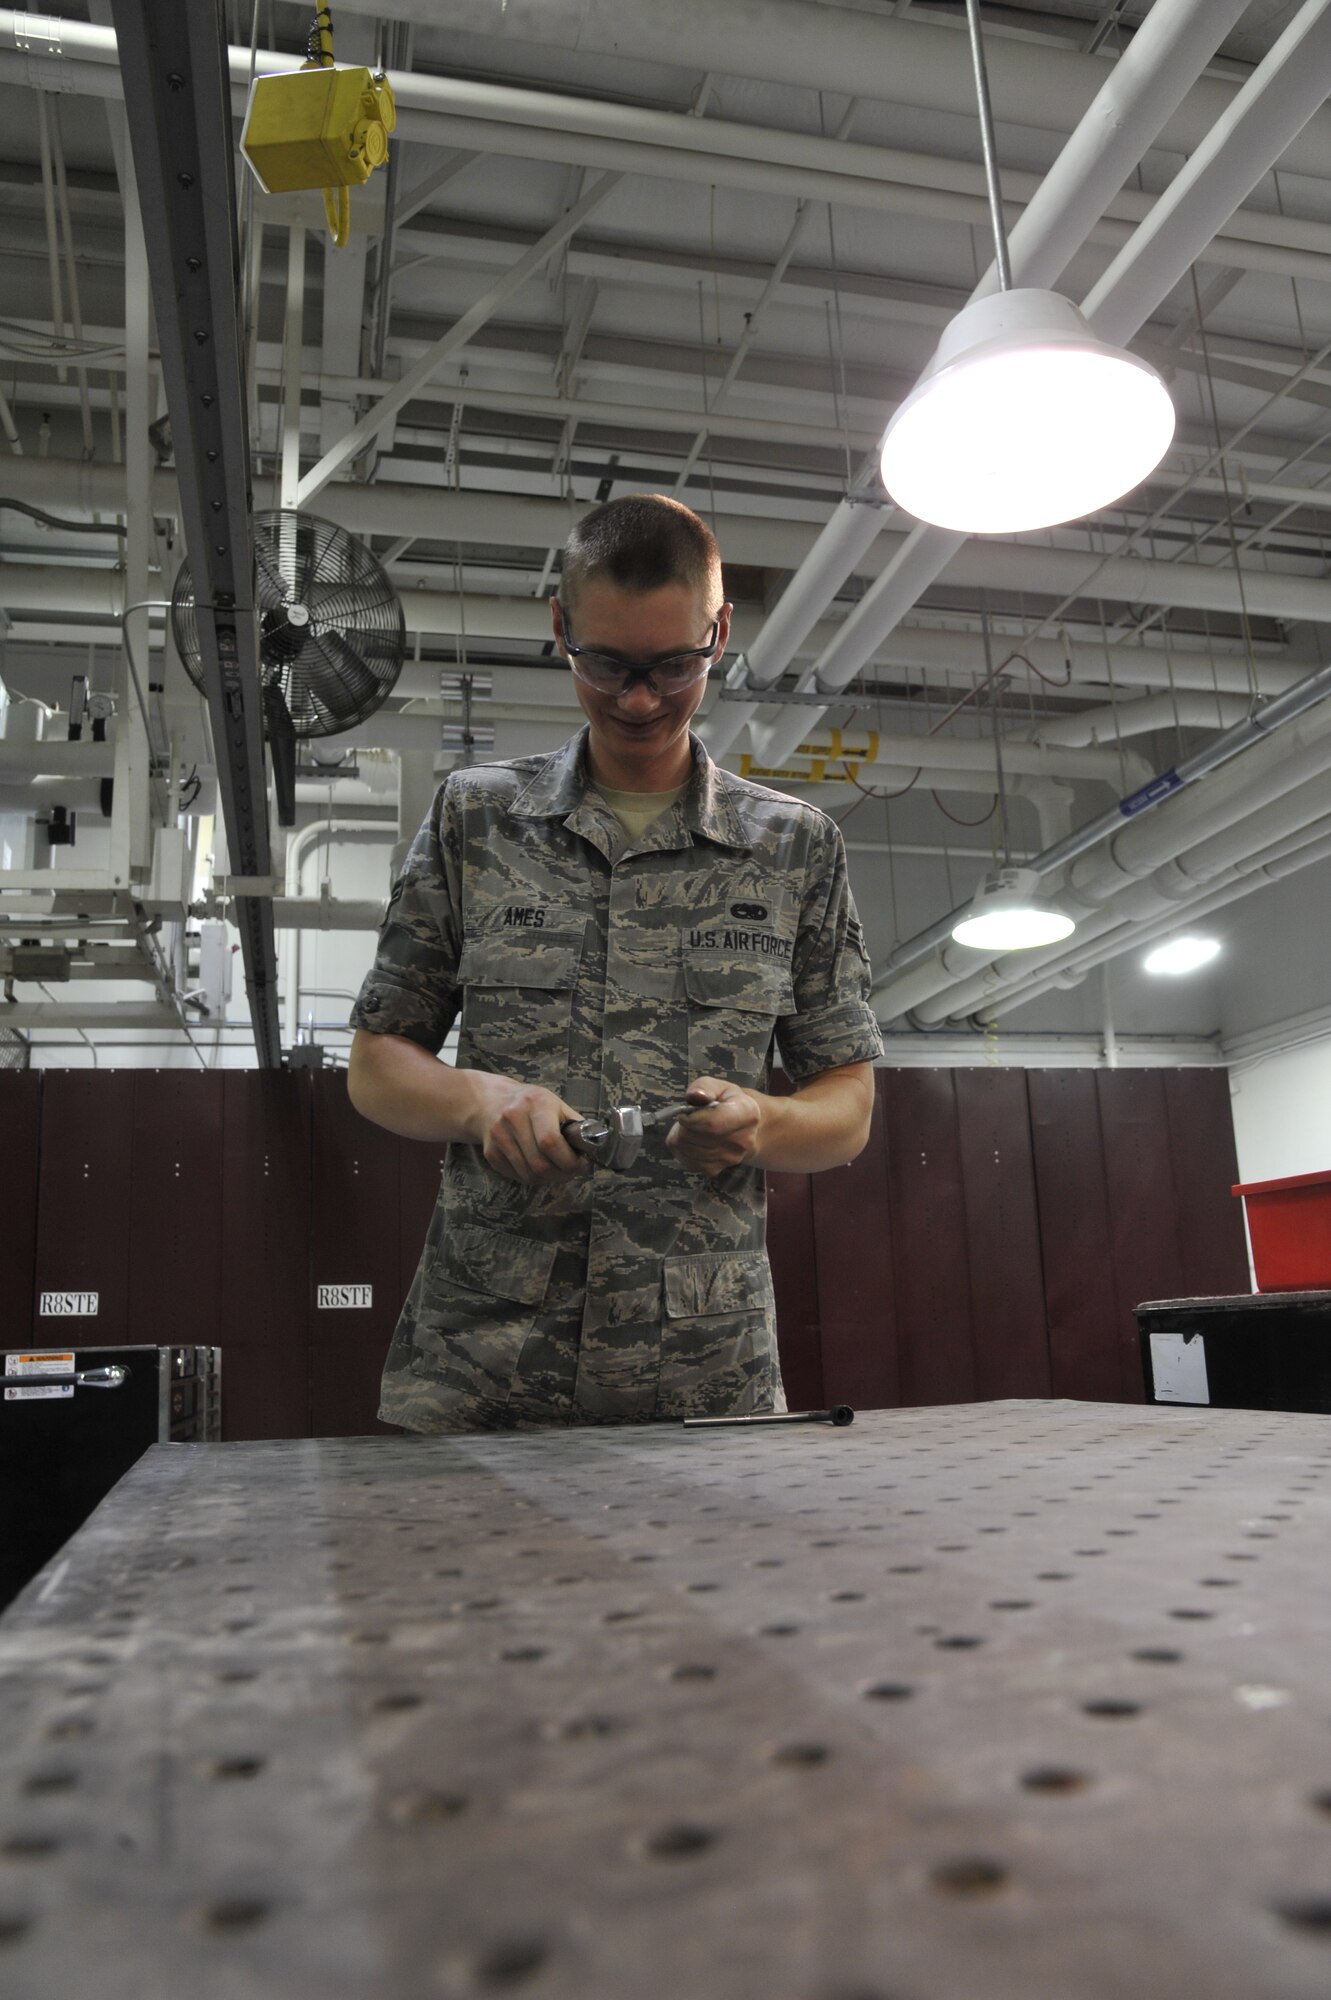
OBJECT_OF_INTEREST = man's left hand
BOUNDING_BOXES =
[665,1078,762,1178]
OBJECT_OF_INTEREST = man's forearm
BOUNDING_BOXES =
[749,1063,876,1174]
[347,1029,492,1143]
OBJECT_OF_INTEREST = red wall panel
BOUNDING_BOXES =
[882,1069,977,1405]
[812,1082,900,1409]
[766,1169,822,1410]
[6,1061,1257,1435]
[1095,1070,1182,1399]
[220,1072,311,1440]
[1028,1069,1124,1401]
[1163,1069,1250,1296]
[954,1067,1051,1398]
[398,1137,447,1304]
[33,1071,135,1346]
[307,1072,403,1435]
[128,1071,224,1347]
[0,1073,41,1338]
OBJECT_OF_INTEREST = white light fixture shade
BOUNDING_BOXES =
[1143,935,1221,976]
[951,866,1076,952]
[880,290,1176,535]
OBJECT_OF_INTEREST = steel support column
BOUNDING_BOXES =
[108,0,281,1067]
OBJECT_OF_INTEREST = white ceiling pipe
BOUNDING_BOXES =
[334,699,1148,789]
[754,0,1331,773]
[269,898,387,931]
[0,777,109,814]
[745,732,1153,791]
[1082,5,1331,352]
[982,823,1331,1026]
[0,740,116,778]
[711,0,1248,764]
[879,637,1297,699]
[10,456,1331,634]
[871,691,1331,1021]
[913,770,1331,1024]
[19,19,1320,275]
[1031,690,1253,746]
[335,0,1331,185]
[703,499,890,762]
[1066,694,1331,907]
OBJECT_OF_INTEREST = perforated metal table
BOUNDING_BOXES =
[2,1400,1330,1999]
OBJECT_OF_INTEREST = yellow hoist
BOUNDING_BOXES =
[239,8,395,248]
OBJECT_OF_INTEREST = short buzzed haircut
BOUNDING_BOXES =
[559,494,722,610]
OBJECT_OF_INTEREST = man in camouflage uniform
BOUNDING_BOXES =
[349,494,882,1430]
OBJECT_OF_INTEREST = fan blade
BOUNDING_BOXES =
[295,628,391,731]
[253,535,292,608]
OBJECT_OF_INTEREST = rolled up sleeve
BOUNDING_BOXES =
[349,783,462,1054]
[775,814,884,1083]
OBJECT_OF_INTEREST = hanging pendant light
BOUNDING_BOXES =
[881,289,1176,534]
[949,613,1076,953]
[880,2,1175,535]
[951,866,1076,951]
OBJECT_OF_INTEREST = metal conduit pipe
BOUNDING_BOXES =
[1030,691,1253,746]
[914,768,1331,1025]
[710,0,1247,763]
[753,0,1331,775]
[872,659,1331,1011]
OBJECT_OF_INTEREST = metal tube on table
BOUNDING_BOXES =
[683,1405,855,1429]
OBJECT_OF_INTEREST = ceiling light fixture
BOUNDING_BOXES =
[951,866,1077,952]
[950,613,1077,955]
[879,0,1175,536]
[1143,935,1222,976]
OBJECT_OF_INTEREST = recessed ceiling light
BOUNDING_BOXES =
[1142,935,1221,976]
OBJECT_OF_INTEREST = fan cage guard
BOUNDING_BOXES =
[170,511,405,739]
[0,1026,31,1071]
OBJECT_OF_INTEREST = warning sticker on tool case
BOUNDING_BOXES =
[5,1352,76,1378]
[5,1384,75,1401]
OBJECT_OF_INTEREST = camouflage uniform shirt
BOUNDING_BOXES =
[350,727,883,1431]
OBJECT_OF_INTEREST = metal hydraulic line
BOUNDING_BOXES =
[108,0,281,1067]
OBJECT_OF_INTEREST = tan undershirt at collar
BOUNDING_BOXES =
[593,782,687,843]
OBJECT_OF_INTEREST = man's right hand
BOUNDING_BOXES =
[348,1031,588,1183]
[471,1074,590,1185]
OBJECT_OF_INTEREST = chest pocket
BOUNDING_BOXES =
[457,929,583,1085]
[684,956,795,1087]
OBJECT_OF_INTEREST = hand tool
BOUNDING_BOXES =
[683,1405,855,1429]
[560,1097,711,1171]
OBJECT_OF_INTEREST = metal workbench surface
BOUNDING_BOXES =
[2,1400,1330,2000]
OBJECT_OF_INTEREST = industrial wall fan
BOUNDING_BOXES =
[171,511,406,824]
